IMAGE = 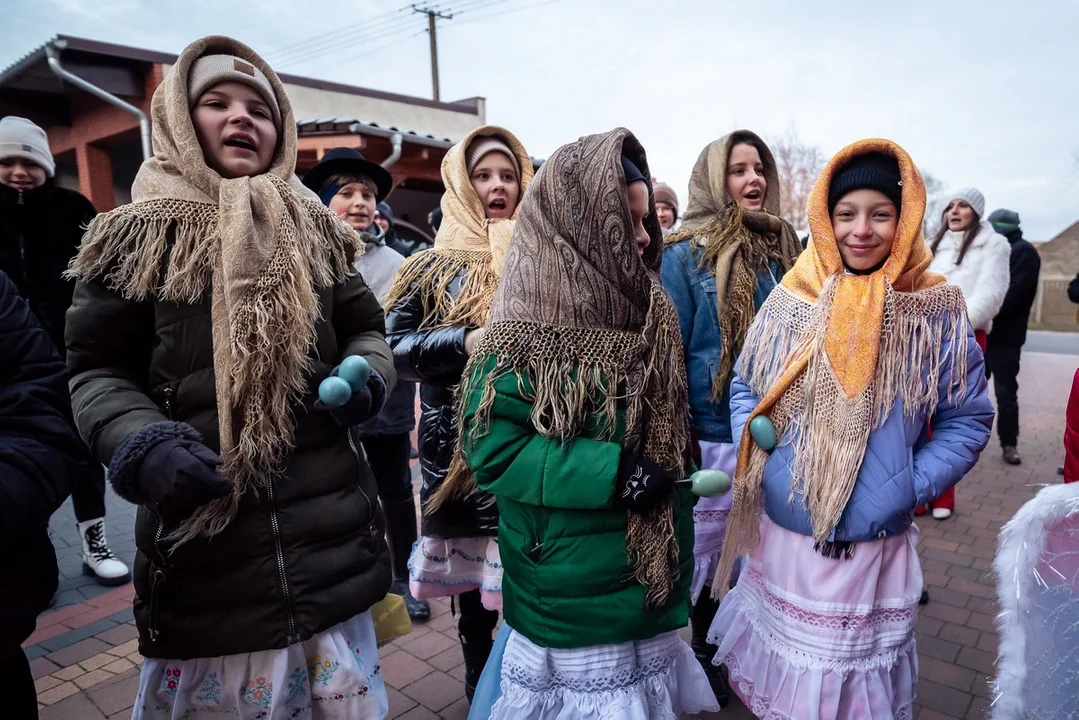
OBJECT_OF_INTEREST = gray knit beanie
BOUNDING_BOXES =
[187,54,281,128]
[0,116,56,177]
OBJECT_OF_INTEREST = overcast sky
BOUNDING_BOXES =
[4,0,1077,240]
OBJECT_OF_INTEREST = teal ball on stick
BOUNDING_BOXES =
[749,415,777,451]
[318,376,353,408]
[338,355,371,391]
[689,469,731,497]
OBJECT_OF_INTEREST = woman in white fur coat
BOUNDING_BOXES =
[923,187,1010,520]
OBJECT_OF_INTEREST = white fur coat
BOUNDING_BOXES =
[992,482,1079,719]
[928,220,1011,332]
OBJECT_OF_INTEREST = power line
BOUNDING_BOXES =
[265,4,410,60]
[448,0,562,29]
[267,12,416,66]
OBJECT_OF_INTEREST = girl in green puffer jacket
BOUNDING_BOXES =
[430,128,719,719]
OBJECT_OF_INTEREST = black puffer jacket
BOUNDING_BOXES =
[386,260,497,538]
[0,181,96,357]
[0,271,83,648]
[66,271,394,659]
[988,229,1041,348]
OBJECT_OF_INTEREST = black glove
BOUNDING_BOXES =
[109,421,231,516]
[313,368,387,428]
[615,453,675,514]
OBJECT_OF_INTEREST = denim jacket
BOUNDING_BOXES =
[660,238,782,443]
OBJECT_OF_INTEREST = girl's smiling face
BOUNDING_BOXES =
[726,142,767,211]
[831,188,898,272]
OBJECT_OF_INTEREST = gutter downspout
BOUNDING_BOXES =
[46,40,152,160]
[380,132,403,169]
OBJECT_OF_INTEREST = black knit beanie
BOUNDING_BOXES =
[621,154,647,186]
[827,152,902,215]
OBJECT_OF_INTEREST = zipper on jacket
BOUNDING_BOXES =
[148,568,166,641]
[163,386,175,420]
[346,427,377,531]
[265,480,301,644]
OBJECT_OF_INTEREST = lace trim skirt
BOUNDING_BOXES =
[691,441,738,603]
[407,535,502,609]
[486,629,719,719]
[133,611,387,719]
[708,515,922,720]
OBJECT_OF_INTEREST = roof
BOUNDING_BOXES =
[0,35,483,115]
[1038,220,1079,277]
[297,118,457,149]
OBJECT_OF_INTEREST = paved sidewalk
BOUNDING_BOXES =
[28,351,1075,718]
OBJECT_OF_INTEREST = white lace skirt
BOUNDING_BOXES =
[407,535,502,609]
[133,612,387,719]
[488,629,719,719]
[709,516,921,720]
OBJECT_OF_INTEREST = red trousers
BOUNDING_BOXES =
[917,329,988,513]
[1064,369,1079,484]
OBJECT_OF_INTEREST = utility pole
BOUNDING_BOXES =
[413,5,454,102]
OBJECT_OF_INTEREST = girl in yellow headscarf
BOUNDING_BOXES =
[383,126,533,701]
[706,140,993,718]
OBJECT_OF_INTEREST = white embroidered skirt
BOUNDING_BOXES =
[133,611,387,719]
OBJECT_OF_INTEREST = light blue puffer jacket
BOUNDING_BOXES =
[730,323,994,543]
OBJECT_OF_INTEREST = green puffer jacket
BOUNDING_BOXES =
[460,357,694,649]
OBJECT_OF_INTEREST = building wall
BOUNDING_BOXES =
[284,83,484,140]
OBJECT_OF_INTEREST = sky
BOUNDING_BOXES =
[4,0,1078,240]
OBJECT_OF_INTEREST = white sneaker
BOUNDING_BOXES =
[79,518,131,586]
[931,507,952,520]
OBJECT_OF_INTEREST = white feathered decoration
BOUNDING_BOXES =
[992,482,1079,719]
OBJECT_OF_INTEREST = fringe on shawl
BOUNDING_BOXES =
[68,182,362,549]
[67,192,360,300]
[383,248,498,330]
[431,284,691,609]
[712,278,970,596]
[665,203,800,403]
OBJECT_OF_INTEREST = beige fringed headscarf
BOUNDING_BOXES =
[68,35,360,546]
[666,131,801,401]
[432,128,691,610]
[713,139,969,595]
[384,125,533,329]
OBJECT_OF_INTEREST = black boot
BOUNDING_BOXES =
[457,590,497,703]
[691,592,730,708]
[384,497,430,621]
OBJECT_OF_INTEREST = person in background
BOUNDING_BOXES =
[385,126,534,702]
[0,115,131,587]
[0,270,85,719]
[654,181,680,235]
[660,130,801,706]
[65,37,394,718]
[924,187,1010,519]
[304,148,430,621]
[984,209,1041,466]
[376,201,429,257]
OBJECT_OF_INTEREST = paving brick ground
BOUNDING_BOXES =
[29,350,1076,718]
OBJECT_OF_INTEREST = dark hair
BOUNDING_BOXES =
[321,173,377,193]
[929,200,980,265]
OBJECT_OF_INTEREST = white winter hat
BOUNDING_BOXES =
[0,116,55,177]
[946,187,985,218]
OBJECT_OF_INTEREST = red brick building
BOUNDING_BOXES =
[0,35,488,233]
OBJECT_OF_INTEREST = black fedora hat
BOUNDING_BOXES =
[302,147,394,202]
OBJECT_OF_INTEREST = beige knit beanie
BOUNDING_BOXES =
[466,136,520,177]
[187,54,281,128]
